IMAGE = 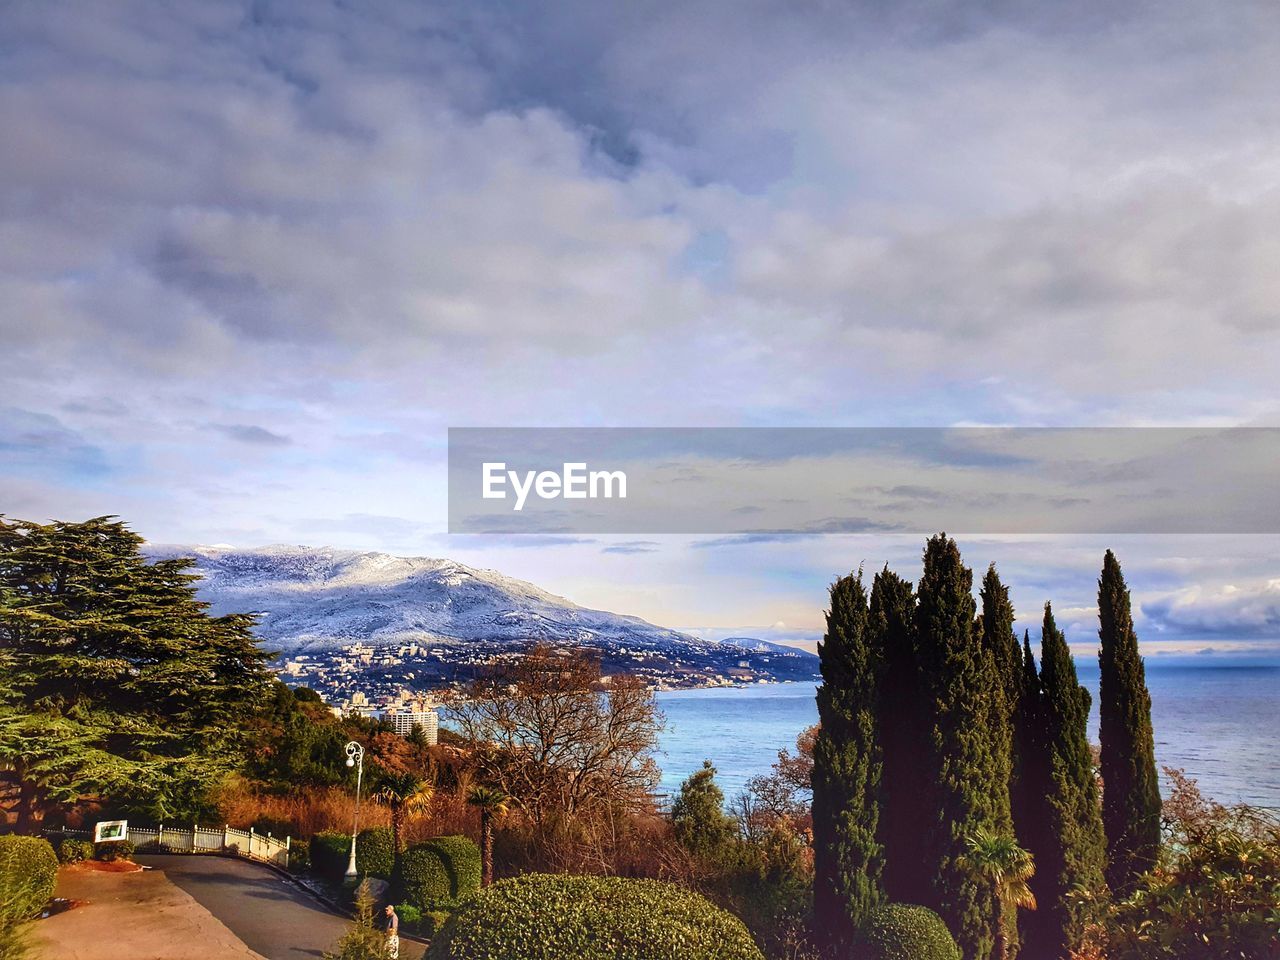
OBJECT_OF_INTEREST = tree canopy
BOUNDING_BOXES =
[0,516,272,826]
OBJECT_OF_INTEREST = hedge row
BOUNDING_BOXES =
[398,836,480,912]
[311,831,351,879]
[426,874,766,960]
[356,827,394,879]
[0,836,59,924]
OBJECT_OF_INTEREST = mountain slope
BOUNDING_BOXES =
[150,544,813,672]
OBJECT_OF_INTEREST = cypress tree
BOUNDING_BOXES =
[978,566,1018,960]
[977,566,1017,834]
[1010,631,1044,871]
[1010,629,1049,960]
[914,535,1000,960]
[812,571,884,948]
[871,565,927,905]
[1097,550,1161,895]
[1025,603,1107,959]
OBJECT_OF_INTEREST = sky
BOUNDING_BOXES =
[3,0,1280,657]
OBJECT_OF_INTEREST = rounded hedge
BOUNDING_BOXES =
[857,904,960,960]
[399,836,481,911]
[0,836,59,922]
[426,874,766,960]
[357,827,395,879]
[311,830,351,879]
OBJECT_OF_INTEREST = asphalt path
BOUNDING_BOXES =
[136,854,425,960]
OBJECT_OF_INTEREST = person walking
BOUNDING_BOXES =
[383,904,400,959]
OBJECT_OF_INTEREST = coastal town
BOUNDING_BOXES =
[278,636,821,725]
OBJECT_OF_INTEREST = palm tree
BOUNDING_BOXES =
[466,784,510,886]
[372,771,434,870]
[960,828,1037,960]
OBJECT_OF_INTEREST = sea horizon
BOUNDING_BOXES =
[656,659,1280,811]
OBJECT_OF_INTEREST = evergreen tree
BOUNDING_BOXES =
[977,566,1018,958]
[1097,550,1161,895]
[871,566,926,905]
[914,535,999,960]
[812,571,884,949]
[1025,604,1106,959]
[672,760,737,861]
[0,517,272,827]
[324,880,389,960]
[1010,632,1045,890]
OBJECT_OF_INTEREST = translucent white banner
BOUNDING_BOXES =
[447,428,1280,534]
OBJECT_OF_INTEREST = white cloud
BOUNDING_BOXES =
[3,0,1280,636]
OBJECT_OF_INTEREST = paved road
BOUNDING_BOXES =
[136,855,424,960]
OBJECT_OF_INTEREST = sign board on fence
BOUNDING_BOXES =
[94,820,128,843]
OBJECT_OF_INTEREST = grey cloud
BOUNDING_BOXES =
[1143,582,1280,639]
[210,423,292,446]
[601,540,661,555]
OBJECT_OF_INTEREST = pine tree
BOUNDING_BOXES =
[914,535,999,960]
[672,761,737,861]
[1025,604,1106,959]
[812,571,884,949]
[0,517,272,827]
[324,880,389,960]
[1097,550,1161,895]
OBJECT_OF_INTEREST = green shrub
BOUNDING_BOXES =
[57,839,93,864]
[356,827,394,879]
[395,903,422,929]
[857,904,960,960]
[0,836,59,922]
[426,874,766,960]
[311,831,351,879]
[399,836,481,911]
[288,838,311,874]
[421,910,451,940]
[95,839,136,862]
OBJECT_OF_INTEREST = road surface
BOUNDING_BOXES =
[136,855,425,960]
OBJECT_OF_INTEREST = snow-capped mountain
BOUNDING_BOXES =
[149,544,813,671]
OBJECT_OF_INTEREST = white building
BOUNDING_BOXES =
[384,697,439,744]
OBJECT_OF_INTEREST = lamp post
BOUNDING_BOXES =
[344,740,365,879]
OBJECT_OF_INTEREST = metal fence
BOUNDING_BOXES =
[48,823,291,869]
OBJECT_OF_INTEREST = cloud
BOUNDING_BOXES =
[3,0,1280,631]
[601,540,661,555]
[210,423,292,446]
[1143,580,1280,639]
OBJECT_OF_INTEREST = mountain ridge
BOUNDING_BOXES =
[146,544,815,672]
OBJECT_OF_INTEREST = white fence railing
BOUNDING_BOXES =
[49,824,291,869]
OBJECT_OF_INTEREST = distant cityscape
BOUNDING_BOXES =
[277,637,821,733]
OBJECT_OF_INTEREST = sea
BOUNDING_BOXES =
[655,662,1280,810]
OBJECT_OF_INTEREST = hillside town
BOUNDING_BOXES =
[277,636,819,718]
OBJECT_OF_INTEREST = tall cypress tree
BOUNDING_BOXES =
[1025,604,1107,960]
[915,535,999,960]
[978,566,1018,960]
[1011,628,1048,956]
[871,565,926,905]
[1097,550,1161,895]
[978,566,1017,831]
[812,571,884,948]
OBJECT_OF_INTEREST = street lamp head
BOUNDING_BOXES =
[346,757,355,768]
